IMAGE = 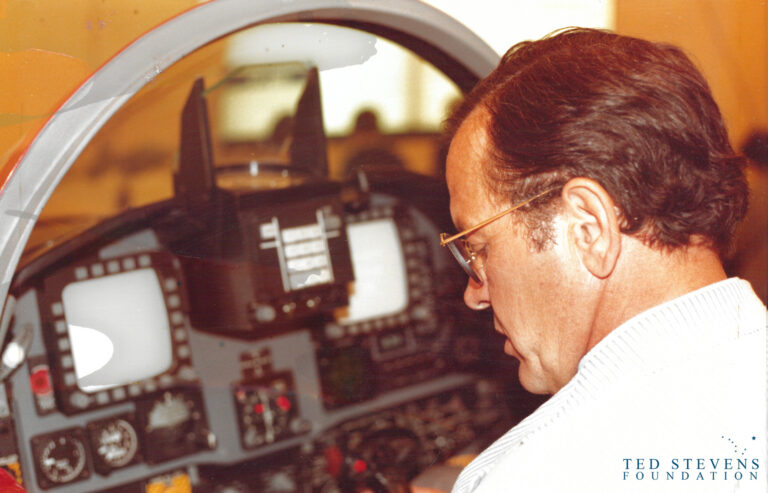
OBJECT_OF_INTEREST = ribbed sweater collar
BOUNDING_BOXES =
[576,277,762,398]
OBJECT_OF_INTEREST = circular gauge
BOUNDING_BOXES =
[38,433,88,484]
[93,418,139,469]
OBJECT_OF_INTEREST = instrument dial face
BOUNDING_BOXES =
[148,392,192,431]
[94,418,139,469]
[37,433,88,484]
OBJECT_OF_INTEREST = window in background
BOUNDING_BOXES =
[425,0,615,55]
[223,23,461,137]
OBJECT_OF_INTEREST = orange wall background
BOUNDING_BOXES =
[0,0,202,187]
[615,0,768,149]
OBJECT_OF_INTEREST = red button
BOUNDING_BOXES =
[276,395,291,412]
[352,459,367,474]
[30,367,52,395]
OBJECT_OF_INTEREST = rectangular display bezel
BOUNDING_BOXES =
[327,204,438,340]
[38,252,197,415]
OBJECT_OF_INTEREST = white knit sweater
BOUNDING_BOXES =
[452,278,767,493]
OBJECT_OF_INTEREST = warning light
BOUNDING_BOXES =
[253,403,264,414]
[276,395,291,412]
[30,367,52,395]
[352,459,367,474]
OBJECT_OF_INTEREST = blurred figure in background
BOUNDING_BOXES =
[728,130,768,303]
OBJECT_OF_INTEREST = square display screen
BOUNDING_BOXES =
[342,219,408,323]
[61,268,173,393]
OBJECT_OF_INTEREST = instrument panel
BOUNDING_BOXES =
[1,188,511,492]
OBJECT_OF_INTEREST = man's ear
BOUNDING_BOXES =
[561,178,621,278]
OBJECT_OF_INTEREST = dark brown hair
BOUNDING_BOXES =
[447,28,748,255]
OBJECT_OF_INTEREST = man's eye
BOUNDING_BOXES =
[474,244,488,258]
[465,241,487,256]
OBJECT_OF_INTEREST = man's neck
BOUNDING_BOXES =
[586,239,727,352]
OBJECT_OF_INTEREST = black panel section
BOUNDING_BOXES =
[317,345,376,408]
[309,383,511,492]
[198,447,307,493]
[178,191,354,338]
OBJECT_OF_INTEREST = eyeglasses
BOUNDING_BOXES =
[440,188,558,284]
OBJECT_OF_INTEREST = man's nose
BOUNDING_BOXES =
[463,277,490,310]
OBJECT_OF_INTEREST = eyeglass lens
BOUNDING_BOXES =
[446,240,481,284]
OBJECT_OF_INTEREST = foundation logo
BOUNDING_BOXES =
[623,436,762,482]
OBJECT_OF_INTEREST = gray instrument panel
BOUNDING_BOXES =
[3,193,500,493]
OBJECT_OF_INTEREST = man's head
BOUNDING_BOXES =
[445,28,747,394]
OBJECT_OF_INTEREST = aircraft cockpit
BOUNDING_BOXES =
[0,2,551,492]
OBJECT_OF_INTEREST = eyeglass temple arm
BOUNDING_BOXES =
[440,187,559,246]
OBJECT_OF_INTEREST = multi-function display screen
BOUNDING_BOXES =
[61,268,173,393]
[342,218,409,323]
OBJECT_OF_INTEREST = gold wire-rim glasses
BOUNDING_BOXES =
[440,187,560,283]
